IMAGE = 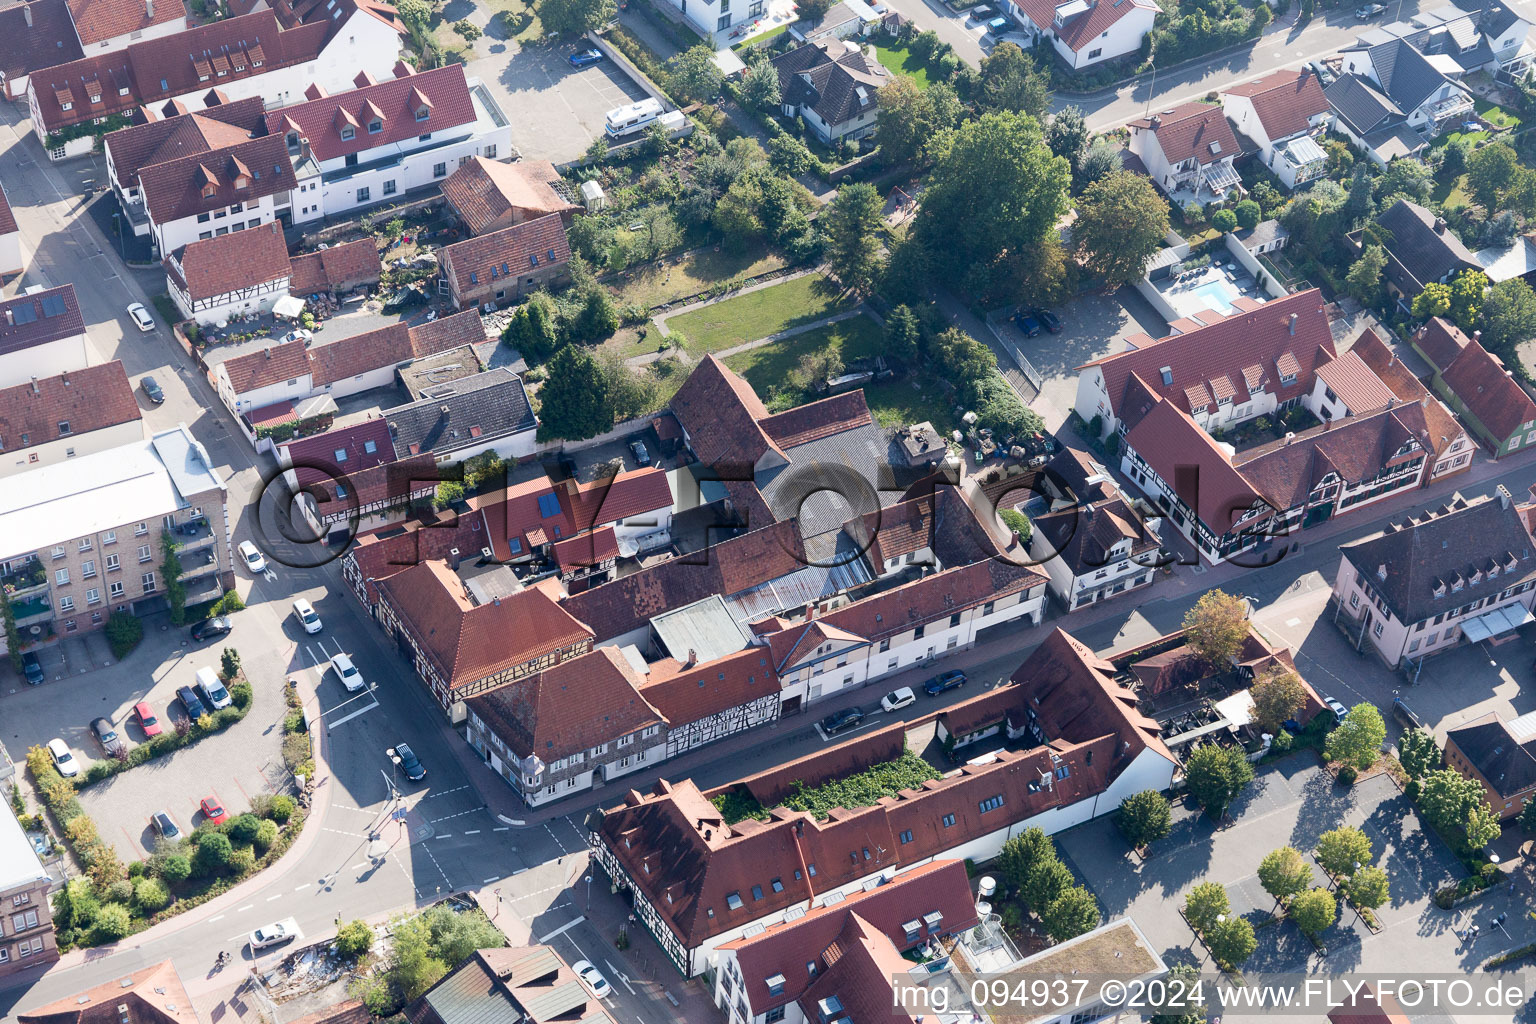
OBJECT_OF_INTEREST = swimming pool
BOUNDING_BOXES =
[1188,279,1239,315]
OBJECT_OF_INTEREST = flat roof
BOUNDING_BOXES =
[0,803,48,892]
[0,425,224,560]
[651,594,751,664]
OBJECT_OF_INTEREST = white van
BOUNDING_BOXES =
[196,666,232,709]
[292,598,322,635]
[604,98,664,139]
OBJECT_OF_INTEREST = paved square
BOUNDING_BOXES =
[466,46,648,164]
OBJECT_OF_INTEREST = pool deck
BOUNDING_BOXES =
[1157,263,1269,321]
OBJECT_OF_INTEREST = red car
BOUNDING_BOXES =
[133,701,163,738]
[199,796,228,825]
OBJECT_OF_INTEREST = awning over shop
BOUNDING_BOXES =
[1459,603,1535,643]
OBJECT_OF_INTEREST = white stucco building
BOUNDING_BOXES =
[1221,68,1332,189]
[0,286,92,390]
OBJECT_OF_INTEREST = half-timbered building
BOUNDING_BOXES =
[165,222,292,325]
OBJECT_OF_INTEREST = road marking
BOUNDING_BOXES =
[429,808,482,823]
[350,862,368,870]
[536,915,586,943]
[237,905,253,912]
[425,785,470,800]
[265,894,282,901]
[604,959,637,995]
[436,833,452,838]
[327,700,380,730]
[483,875,499,883]
[493,826,510,832]
[544,822,571,854]
[209,915,225,922]
[1286,617,1302,627]
[293,884,311,891]
[464,829,480,834]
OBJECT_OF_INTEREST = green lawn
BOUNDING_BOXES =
[874,41,933,89]
[862,375,956,432]
[1475,98,1522,129]
[606,244,788,313]
[723,313,884,394]
[665,273,854,354]
[1432,171,1471,209]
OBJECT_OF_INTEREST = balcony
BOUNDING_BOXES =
[174,517,216,550]
[178,548,219,580]
[13,594,52,629]
[1426,93,1474,125]
[2,558,48,598]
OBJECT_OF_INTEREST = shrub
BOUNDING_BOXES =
[133,877,170,912]
[220,647,241,679]
[127,860,145,879]
[104,611,144,659]
[268,795,296,824]
[66,816,99,846]
[229,846,256,875]
[1405,778,1421,800]
[336,919,375,959]
[158,854,191,883]
[229,813,262,845]
[106,879,134,904]
[92,903,132,942]
[283,733,312,773]
[254,819,279,852]
[192,831,233,876]
[230,681,252,710]
[1337,765,1358,785]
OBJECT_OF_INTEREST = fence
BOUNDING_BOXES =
[983,311,1045,391]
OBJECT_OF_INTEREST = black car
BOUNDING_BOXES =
[177,685,207,719]
[21,651,44,685]
[393,742,427,781]
[91,716,127,755]
[820,707,865,735]
[1013,311,1042,337]
[140,376,165,404]
[190,616,231,641]
[1030,308,1062,333]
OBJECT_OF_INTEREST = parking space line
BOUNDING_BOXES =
[350,862,367,870]
[293,883,311,891]
[327,700,379,729]
[464,829,480,834]
[483,875,499,883]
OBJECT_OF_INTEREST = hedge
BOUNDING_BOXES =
[79,676,252,787]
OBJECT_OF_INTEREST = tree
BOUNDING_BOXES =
[1077,139,1120,188]
[502,292,562,363]
[1207,915,1257,970]
[597,351,659,422]
[1346,243,1387,305]
[1440,137,1469,177]
[1042,886,1100,942]
[1449,269,1487,332]
[536,346,611,442]
[740,58,781,109]
[768,134,811,176]
[537,0,614,36]
[422,904,507,965]
[1117,790,1172,849]
[1183,881,1230,934]
[1289,887,1336,938]
[433,480,464,510]
[1418,767,1488,833]
[1,590,20,673]
[669,44,724,101]
[1022,857,1073,912]
[1045,105,1088,171]
[1412,281,1452,320]
[999,508,1032,543]
[1315,826,1371,878]
[160,532,186,626]
[1466,804,1502,850]
[1519,796,1536,835]
[1151,963,1208,1024]
[930,326,996,384]
[158,854,191,883]
[1250,669,1306,733]
[394,0,431,36]
[384,913,449,1003]
[192,831,233,876]
[1184,743,1253,816]
[997,828,1053,893]
[884,304,921,363]
[1467,141,1520,212]
[823,183,885,295]
[132,876,170,912]
[1396,728,1440,780]
[876,79,954,168]
[1211,208,1238,233]
[336,919,374,959]
[1234,199,1262,230]
[975,42,1050,117]
[1257,846,1312,906]
[796,0,834,18]
[1072,171,1171,288]
[1480,278,1536,356]
[1376,158,1432,205]
[93,903,132,942]
[1181,589,1249,668]
[1325,703,1385,771]
[1345,865,1389,913]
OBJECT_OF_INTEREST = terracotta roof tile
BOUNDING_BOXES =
[286,238,381,295]
[759,391,871,448]
[66,0,186,46]
[263,63,475,162]
[307,323,411,386]
[670,354,783,471]
[17,960,191,1024]
[0,361,140,455]
[441,213,571,297]
[0,284,85,357]
[1316,349,1397,414]
[1127,101,1240,166]
[1012,0,1156,50]
[0,0,83,92]
[138,133,296,226]
[440,156,578,235]
[1439,336,1536,443]
[1224,68,1329,141]
[1351,329,1428,402]
[167,221,289,300]
[105,96,266,187]
[1413,316,1470,373]
[1123,394,1267,529]
[551,524,619,569]
[0,182,15,238]
[218,337,310,395]
[1234,406,1427,510]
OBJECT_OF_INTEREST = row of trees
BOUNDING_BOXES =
[995,828,1101,943]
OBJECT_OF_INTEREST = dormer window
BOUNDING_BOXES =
[1433,578,1447,598]
[416,105,430,122]
[1376,564,1387,581]
[201,184,216,198]
[368,119,382,134]
[340,125,355,141]
[1159,366,1172,386]
[234,59,246,71]
[118,86,130,96]
[726,891,743,910]
[234,174,249,189]
[60,100,73,111]
[89,91,101,103]
[1452,577,1464,592]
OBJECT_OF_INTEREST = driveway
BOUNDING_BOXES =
[466,44,648,164]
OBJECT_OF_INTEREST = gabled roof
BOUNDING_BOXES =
[376,559,593,690]
[1127,101,1240,166]
[1011,0,1156,50]
[263,63,475,162]
[670,354,783,470]
[441,213,571,295]
[0,284,85,355]
[638,646,779,726]
[465,646,661,761]
[1233,406,1427,511]
[1224,68,1330,141]
[1316,349,1397,413]
[1030,489,1159,576]
[439,156,579,235]
[1412,315,1470,373]
[0,361,140,455]
[1367,36,1455,111]
[282,416,392,478]
[759,391,872,448]
[1339,488,1536,625]
[18,961,194,1024]
[771,38,887,129]
[219,338,310,394]
[1325,73,1403,136]
[167,221,290,300]
[1436,329,1536,442]
[1374,199,1478,292]
[287,237,381,294]
[138,131,296,226]
[1123,394,1268,530]
[1446,712,1536,800]
[0,0,82,96]
[67,0,186,45]
[105,95,266,187]
[382,367,536,458]
[477,466,673,559]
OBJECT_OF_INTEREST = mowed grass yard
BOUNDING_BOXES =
[664,273,855,354]
[873,41,933,89]
[608,245,789,312]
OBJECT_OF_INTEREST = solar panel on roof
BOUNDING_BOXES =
[537,493,560,518]
[40,295,67,318]
[11,303,37,325]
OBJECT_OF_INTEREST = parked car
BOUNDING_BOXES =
[91,716,127,755]
[1324,696,1348,723]
[569,47,605,67]
[190,616,231,641]
[820,707,866,735]
[330,652,365,693]
[281,328,313,344]
[238,540,267,574]
[197,666,232,710]
[392,742,427,781]
[133,700,163,738]
[151,811,181,840]
[970,4,996,17]
[21,651,44,685]
[1013,311,1042,337]
[1308,59,1336,85]
[47,738,78,777]
[248,919,298,951]
[177,684,208,720]
[571,959,612,999]
[924,669,967,696]
[881,686,917,712]
[140,375,165,404]
[1030,307,1062,333]
[629,440,650,466]
[984,15,1010,36]
[292,598,322,635]
[126,302,155,332]
[1355,3,1386,16]
[200,796,228,825]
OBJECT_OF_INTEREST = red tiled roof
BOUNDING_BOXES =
[139,133,296,226]
[168,221,290,300]
[1127,101,1240,166]
[640,646,778,725]
[440,156,579,235]
[408,306,489,353]
[763,619,864,674]
[441,213,571,297]
[759,391,871,448]
[1414,315,1470,372]
[1223,68,1329,141]
[105,96,266,188]
[287,238,381,295]
[1012,0,1156,51]
[1234,406,1427,510]
[1082,289,1335,423]
[1123,393,1268,530]
[375,559,593,690]
[1438,333,1536,443]
[0,284,86,356]
[305,453,436,524]
[282,416,392,476]
[843,493,935,568]
[477,467,672,559]
[465,646,661,762]
[1351,329,1428,402]
[0,0,83,95]
[32,11,329,132]
[307,324,411,386]
[812,559,1047,644]
[67,0,186,46]
[219,338,310,395]
[0,361,140,455]
[551,524,619,569]
[669,354,783,470]
[1316,350,1396,414]
[262,64,475,162]
[0,181,16,237]
[17,960,191,1024]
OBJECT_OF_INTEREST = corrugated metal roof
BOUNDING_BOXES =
[520,979,589,1021]
[420,957,522,1024]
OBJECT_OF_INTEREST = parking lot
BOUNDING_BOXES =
[466,44,648,164]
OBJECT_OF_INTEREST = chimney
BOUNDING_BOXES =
[685,648,697,668]
[1474,330,1482,343]
[29,375,38,394]
[5,308,12,325]
[1498,485,1512,509]
[264,347,272,359]
[1149,115,1162,129]
[60,371,69,386]
[146,0,153,19]
[24,4,32,27]
[440,404,451,420]
[1288,313,1297,336]
[1323,415,1332,431]
[1435,218,1447,234]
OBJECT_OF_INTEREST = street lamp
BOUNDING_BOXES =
[586,874,593,909]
